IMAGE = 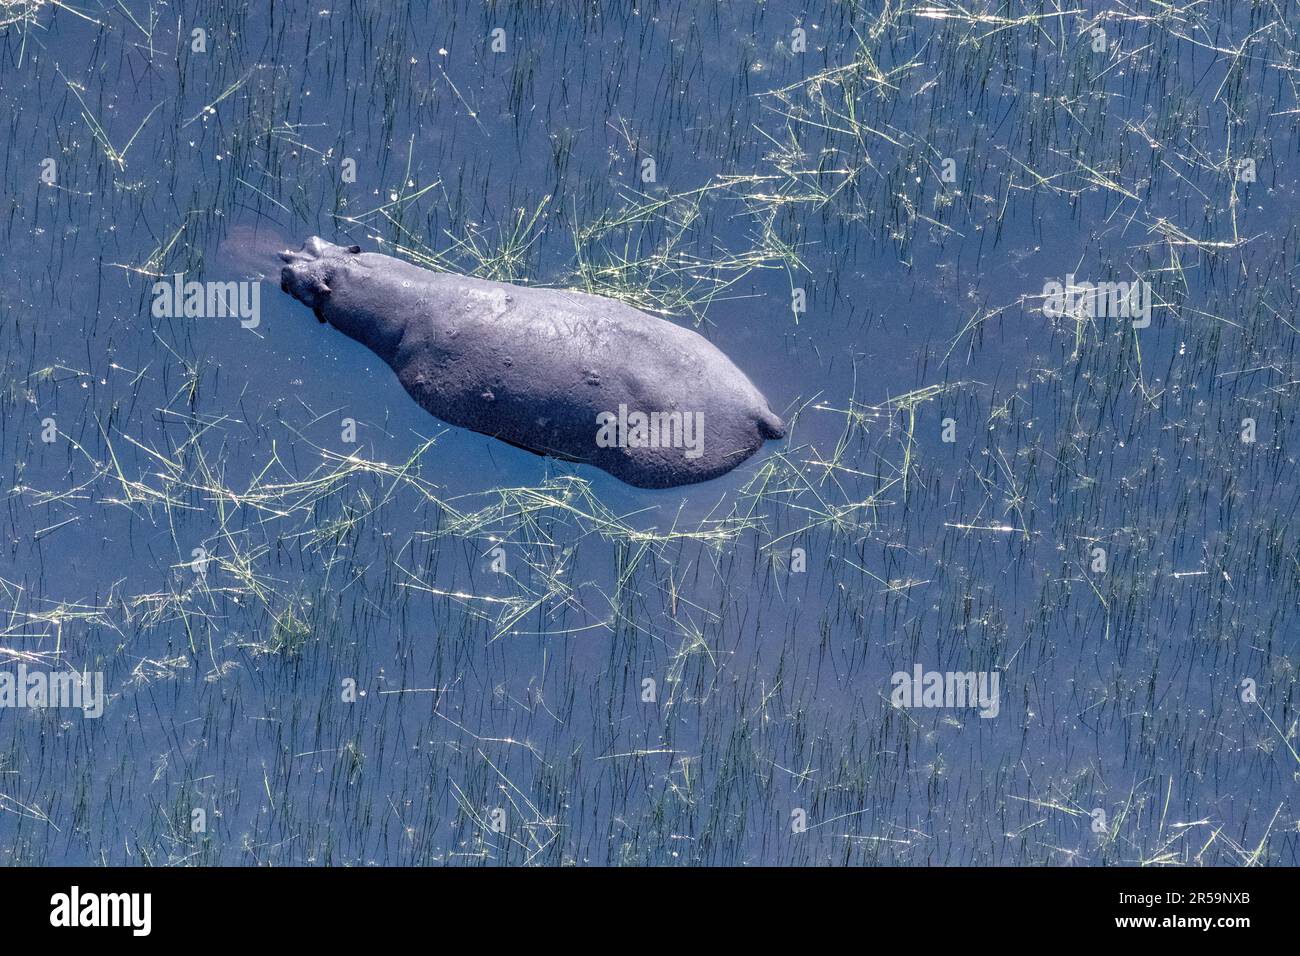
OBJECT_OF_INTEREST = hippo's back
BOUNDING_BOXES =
[389,272,783,487]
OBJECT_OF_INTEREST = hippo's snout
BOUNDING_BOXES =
[280,237,362,265]
[280,235,330,263]
[279,253,332,318]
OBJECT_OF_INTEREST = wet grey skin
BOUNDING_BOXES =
[279,237,785,488]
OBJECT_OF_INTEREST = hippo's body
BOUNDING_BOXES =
[279,237,784,488]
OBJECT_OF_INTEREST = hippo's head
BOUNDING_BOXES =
[279,236,365,317]
[280,237,408,364]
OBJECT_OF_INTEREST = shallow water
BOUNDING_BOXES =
[0,1,1296,864]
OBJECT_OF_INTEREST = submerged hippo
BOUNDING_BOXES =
[279,237,784,488]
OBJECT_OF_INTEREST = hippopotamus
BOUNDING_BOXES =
[279,237,784,488]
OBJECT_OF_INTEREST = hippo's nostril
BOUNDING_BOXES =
[279,250,298,264]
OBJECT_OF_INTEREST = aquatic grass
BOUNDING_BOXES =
[0,0,1297,866]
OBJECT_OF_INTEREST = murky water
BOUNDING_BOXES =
[0,1,1296,865]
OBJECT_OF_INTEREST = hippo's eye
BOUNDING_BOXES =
[347,245,361,254]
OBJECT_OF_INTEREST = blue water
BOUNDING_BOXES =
[0,0,1296,865]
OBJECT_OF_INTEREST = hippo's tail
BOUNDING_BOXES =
[758,408,786,441]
